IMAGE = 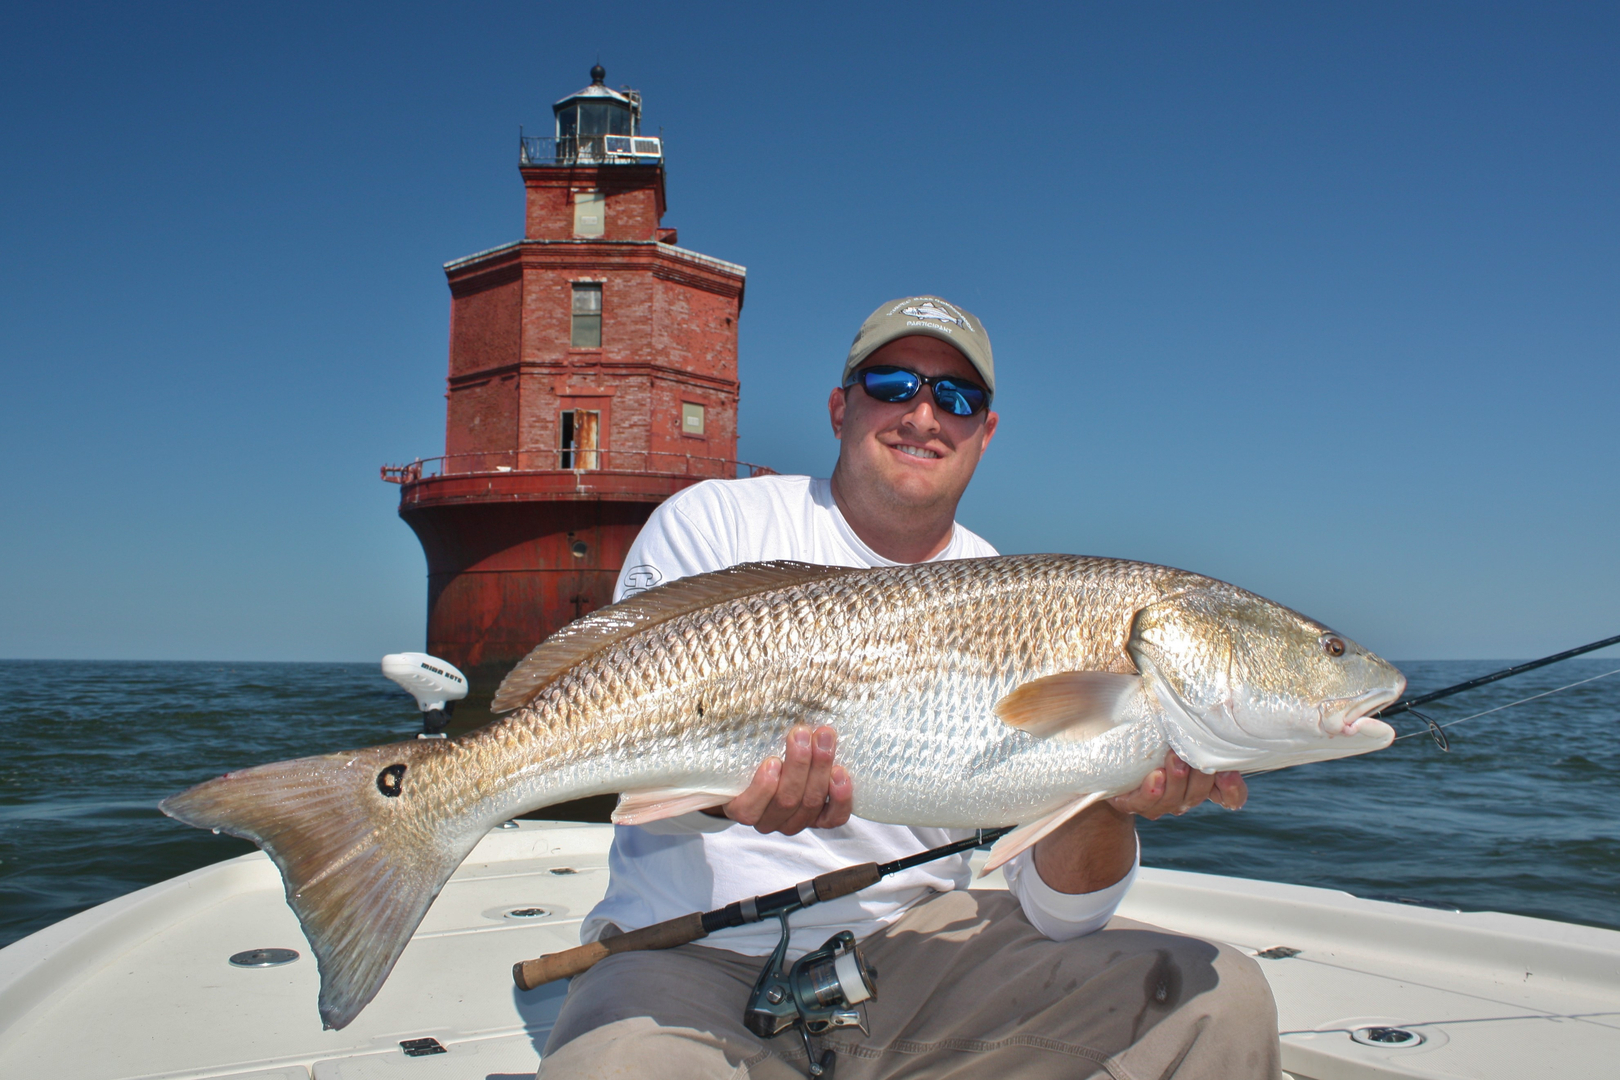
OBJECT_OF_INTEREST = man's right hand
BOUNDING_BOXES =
[703,724,853,835]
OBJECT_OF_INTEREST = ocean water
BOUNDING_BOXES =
[1,657,1616,949]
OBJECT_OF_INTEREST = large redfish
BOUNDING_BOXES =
[161,555,1404,1029]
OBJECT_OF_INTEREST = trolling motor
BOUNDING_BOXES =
[380,652,469,737]
[745,920,878,1078]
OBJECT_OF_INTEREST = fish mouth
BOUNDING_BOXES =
[1320,679,1406,743]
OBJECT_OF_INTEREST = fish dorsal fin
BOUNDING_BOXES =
[491,560,858,712]
[993,671,1143,740]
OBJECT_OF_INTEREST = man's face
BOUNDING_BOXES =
[828,335,999,513]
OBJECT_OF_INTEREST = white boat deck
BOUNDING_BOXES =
[1,820,1615,1079]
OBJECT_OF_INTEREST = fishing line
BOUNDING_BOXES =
[1375,633,1620,719]
[1373,632,1620,750]
[1391,667,1620,742]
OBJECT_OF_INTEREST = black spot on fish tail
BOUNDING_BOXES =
[158,741,489,1030]
[376,764,407,797]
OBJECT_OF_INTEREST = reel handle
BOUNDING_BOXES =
[513,912,705,990]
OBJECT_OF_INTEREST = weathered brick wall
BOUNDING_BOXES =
[444,373,518,459]
[447,267,521,378]
[522,165,665,241]
[444,162,743,471]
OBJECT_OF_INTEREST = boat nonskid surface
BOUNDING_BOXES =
[0,820,1615,1080]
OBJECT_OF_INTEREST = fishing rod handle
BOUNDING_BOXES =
[512,911,707,990]
[813,861,882,901]
[510,863,881,990]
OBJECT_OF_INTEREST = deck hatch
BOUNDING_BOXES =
[400,1038,448,1057]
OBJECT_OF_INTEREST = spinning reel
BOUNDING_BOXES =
[515,830,1014,1075]
[744,915,878,1079]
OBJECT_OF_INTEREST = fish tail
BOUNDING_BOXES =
[159,738,489,1030]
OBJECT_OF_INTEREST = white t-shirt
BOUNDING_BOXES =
[580,474,1137,957]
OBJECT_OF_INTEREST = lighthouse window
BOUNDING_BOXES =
[573,192,605,237]
[571,283,602,347]
[681,403,706,437]
[558,101,633,139]
[582,101,632,136]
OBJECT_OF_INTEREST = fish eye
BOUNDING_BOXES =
[1320,635,1346,658]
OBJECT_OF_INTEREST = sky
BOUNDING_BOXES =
[1,1,1615,662]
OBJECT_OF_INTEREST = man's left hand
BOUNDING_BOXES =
[714,724,854,835]
[1035,751,1247,894]
[1110,751,1247,818]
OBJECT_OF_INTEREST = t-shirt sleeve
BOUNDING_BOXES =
[1001,841,1139,941]
[613,484,736,602]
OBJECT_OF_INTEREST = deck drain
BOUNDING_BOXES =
[1352,1026,1424,1047]
[1255,946,1300,959]
[506,906,553,919]
[228,948,299,967]
[549,866,578,875]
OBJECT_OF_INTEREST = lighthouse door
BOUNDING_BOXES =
[559,409,601,470]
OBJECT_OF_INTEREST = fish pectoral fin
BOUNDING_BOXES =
[993,671,1143,740]
[611,786,742,825]
[979,791,1110,876]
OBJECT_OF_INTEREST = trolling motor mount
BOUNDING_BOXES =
[380,652,468,737]
[744,915,877,1078]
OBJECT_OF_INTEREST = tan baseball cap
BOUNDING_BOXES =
[843,296,995,397]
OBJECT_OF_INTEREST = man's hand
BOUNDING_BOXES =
[1110,751,1247,819]
[1035,751,1247,894]
[705,725,854,835]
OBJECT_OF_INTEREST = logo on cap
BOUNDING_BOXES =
[893,298,973,332]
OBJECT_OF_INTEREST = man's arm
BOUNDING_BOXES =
[1032,751,1248,893]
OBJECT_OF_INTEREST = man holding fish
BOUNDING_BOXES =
[164,294,1401,1060]
[539,297,1282,1079]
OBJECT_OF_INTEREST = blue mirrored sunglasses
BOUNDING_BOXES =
[843,365,992,417]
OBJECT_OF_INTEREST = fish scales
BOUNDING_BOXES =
[425,557,1181,819]
[478,555,1181,822]
[159,553,1404,1029]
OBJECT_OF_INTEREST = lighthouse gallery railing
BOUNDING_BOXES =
[520,135,664,166]
[381,450,774,486]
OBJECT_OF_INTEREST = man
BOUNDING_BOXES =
[539,297,1281,1079]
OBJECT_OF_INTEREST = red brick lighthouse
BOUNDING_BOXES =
[384,66,762,719]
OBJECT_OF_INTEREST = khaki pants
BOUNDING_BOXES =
[539,890,1281,1079]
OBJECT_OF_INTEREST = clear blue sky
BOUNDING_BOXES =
[2,2,1615,662]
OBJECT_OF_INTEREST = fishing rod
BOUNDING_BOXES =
[1373,632,1620,750]
[512,825,1013,991]
[515,826,1014,1077]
